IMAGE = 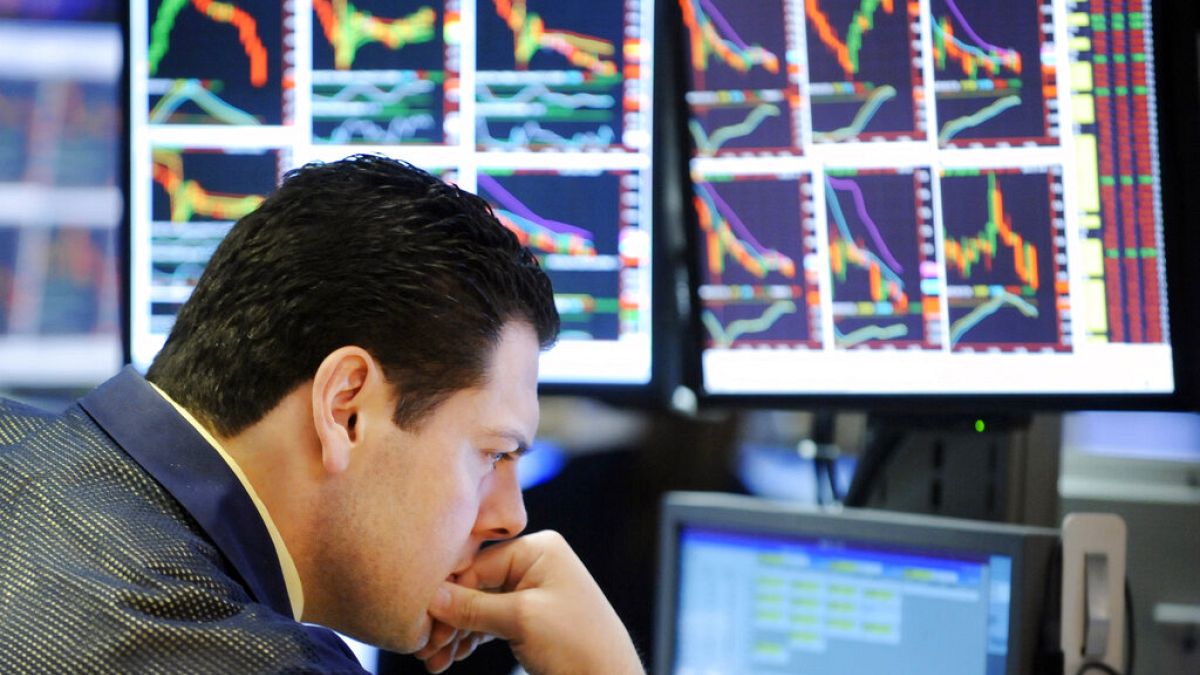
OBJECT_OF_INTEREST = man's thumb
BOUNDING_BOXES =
[429,582,517,638]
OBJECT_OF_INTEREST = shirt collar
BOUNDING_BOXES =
[80,366,302,620]
[147,381,305,621]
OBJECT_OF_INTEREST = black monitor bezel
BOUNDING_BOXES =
[675,0,1200,413]
[654,491,1060,675]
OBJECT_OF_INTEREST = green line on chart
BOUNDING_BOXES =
[703,300,797,348]
[813,85,897,143]
[950,290,1037,345]
[835,322,908,347]
[689,104,781,154]
[938,95,1021,144]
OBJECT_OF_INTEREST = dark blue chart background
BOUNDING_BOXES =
[825,170,928,348]
[694,176,808,288]
[148,0,284,125]
[311,0,446,144]
[475,0,626,150]
[940,170,1061,349]
[478,170,623,341]
[689,96,796,155]
[702,296,815,348]
[312,0,444,71]
[476,0,624,72]
[684,0,791,93]
[806,0,919,139]
[150,148,278,223]
[932,0,1052,145]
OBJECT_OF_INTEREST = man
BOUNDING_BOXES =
[0,155,643,674]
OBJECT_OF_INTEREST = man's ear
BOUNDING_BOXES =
[311,346,378,475]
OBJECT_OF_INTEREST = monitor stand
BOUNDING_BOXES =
[843,412,1061,527]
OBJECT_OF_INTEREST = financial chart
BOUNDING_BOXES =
[686,0,1173,396]
[129,0,657,385]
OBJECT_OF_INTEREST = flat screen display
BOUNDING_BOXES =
[127,0,657,386]
[675,526,1014,674]
[682,0,1175,397]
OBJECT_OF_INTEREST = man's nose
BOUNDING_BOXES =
[474,463,528,541]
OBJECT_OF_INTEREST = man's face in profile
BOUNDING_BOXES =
[311,321,541,652]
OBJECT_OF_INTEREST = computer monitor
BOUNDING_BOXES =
[655,491,1059,675]
[678,0,1200,406]
[124,0,661,388]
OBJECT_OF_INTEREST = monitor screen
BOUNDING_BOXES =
[681,0,1184,398]
[656,492,1059,675]
[126,0,657,386]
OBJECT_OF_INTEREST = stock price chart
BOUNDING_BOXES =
[685,0,1174,396]
[131,0,657,385]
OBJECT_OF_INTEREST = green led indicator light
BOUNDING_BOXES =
[975,419,986,433]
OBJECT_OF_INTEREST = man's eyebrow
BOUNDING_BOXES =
[485,429,533,456]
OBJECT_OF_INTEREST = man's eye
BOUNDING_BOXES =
[488,452,508,468]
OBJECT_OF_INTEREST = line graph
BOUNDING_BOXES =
[805,0,924,142]
[703,300,799,348]
[476,170,628,340]
[805,0,893,80]
[937,94,1020,144]
[689,102,781,155]
[312,71,444,144]
[475,77,620,150]
[485,0,616,75]
[148,78,260,125]
[931,0,1058,147]
[477,173,598,256]
[695,173,821,348]
[150,0,268,86]
[940,169,1068,350]
[811,84,895,143]
[681,0,783,91]
[313,0,436,70]
[149,149,278,324]
[147,0,283,124]
[151,148,269,222]
[693,177,806,287]
[476,2,627,151]
[824,169,938,349]
[311,1,445,145]
[682,0,799,155]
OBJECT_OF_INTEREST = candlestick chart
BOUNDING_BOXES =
[931,0,1058,147]
[682,0,798,155]
[311,0,446,144]
[695,174,820,348]
[146,0,284,125]
[475,0,627,150]
[805,0,925,143]
[477,170,630,341]
[940,169,1069,351]
[824,169,939,349]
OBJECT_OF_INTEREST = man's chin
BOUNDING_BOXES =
[343,613,432,655]
[396,613,435,654]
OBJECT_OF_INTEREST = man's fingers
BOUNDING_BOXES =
[413,621,458,660]
[429,581,521,638]
[456,530,562,592]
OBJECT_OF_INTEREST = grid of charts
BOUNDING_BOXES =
[687,0,1171,395]
[130,0,657,385]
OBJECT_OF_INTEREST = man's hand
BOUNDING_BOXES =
[425,530,644,675]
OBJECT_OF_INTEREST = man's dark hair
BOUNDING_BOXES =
[147,154,559,437]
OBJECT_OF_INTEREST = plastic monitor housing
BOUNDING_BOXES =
[655,491,1060,675]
